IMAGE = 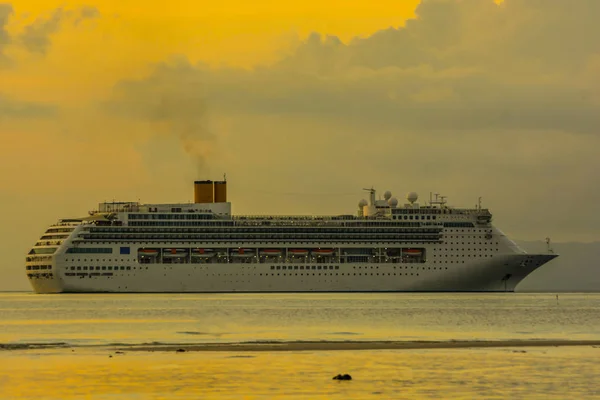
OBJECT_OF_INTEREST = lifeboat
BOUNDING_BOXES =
[191,248,215,258]
[404,249,422,255]
[312,249,335,256]
[163,248,188,257]
[260,249,282,256]
[138,249,158,256]
[289,249,309,256]
[230,248,255,257]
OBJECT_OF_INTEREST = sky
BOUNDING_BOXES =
[1,0,599,290]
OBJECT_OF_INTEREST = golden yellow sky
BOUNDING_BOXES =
[5,0,420,104]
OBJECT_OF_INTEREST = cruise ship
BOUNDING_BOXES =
[25,180,557,293]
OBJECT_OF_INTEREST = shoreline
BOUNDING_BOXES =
[121,340,600,352]
[4,339,600,352]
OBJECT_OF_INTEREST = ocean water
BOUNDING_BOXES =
[1,292,599,399]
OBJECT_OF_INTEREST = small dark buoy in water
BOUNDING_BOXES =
[176,348,186,353]
[115,351,125,354]
[333,374,352,381]
[109,355,113,358]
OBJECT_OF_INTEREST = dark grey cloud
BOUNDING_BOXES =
[0,94,56,119]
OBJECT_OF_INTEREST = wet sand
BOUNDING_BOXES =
[118,339,600,352]
[3,339,600,352]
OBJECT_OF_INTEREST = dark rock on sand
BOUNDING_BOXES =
[333,374,352,380]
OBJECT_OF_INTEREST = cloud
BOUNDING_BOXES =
[106,0,600,135]
[0,3,13,65]
[0,4,101,60]
[0,94,56,119]
[76,5,100,25]
[18,6,100,55]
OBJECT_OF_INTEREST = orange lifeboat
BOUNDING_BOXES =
[163,248,187,257]
[312,249,335,256]
[192,248,215,258]
[139,249,159,256]
[404,249,422,255]
[260,249,282,256]
[230,248,255,257]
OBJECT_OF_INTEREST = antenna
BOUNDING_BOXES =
[478,197,482,211]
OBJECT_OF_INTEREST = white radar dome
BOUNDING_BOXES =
[384,191,392,201]
[358,199,368,207]
[407,192,418,204]
[388,197,399,207]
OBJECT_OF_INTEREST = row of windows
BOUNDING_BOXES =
[66,248,112,254]
[45,228,74,233]
[128,214,215,220]
[125,227,440,234]
[70,266,131,271]
[36,240,63,246]
[443,222,476,228]
[392,208,453,215]
[394,215,438,221]
[26,265,52,270]
[40,235,70,240]
[65,272,114,277]
[81,234,441,242]
[205,272,425,277]
[25,255,52,262]
[125,220,436,228]
[124,221,438,232]
[28,248,57,255]
[27,273,54,279]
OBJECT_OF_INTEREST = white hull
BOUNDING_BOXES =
[28,253,556,293]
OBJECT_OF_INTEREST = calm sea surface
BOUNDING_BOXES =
[1,292,599,399]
